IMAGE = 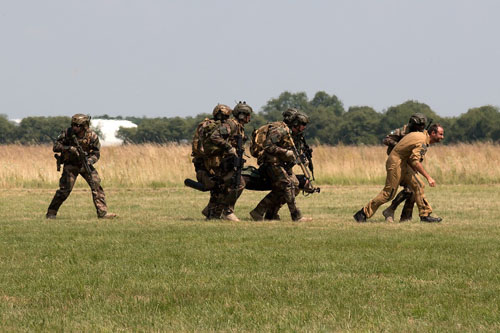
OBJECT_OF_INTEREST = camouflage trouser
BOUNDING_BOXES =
[217,168,245,216]
[47,164,108,217]
[252,163,301,220]
[194,158,219,219]
[200,160,245,218]
[194,157,218,191]
[388,186,415,220]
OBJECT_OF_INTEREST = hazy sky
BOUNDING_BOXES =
[1,0,499,119]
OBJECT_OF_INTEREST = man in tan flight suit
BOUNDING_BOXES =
[353,124,445,223]
[382,113,430,222]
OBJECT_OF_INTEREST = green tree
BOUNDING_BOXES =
[16,117,70,144]
[379,100,442,136]
[448,105,500,143]
[261,91,309,121]
[0,115,17,144]
[310,91,345,116]
[337,106,382,145]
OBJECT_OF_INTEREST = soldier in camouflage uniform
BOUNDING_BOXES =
[250,111,312,222]
[354,124,445,223]
[46,114,116,219]
[381,113,430,222]
[262,108,316,220]
[205,101,253,221]
[192,104,232,219]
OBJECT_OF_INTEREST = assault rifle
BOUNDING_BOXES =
[301,137,315,180]
[426,118,433,131]
[288,133,320,195]
[72,134,97,192]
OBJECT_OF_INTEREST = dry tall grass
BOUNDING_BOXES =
[1,143,499,188]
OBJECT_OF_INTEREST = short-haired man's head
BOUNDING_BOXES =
[428,123,441,134]
[428,123,444,144]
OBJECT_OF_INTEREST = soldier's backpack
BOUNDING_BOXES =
[250,121,288,158]
[191,118,219,157]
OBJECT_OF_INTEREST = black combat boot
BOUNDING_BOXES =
[264,208,281,221]
[420,215,442,223]
[353,208,367,222]
[46,209,57,219]
[250,198,273,221]
[250,208,265,221]
[382,207,395,223]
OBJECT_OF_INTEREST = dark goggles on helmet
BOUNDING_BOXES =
[71,123,84,128]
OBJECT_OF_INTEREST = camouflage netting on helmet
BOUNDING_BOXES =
[409,113,427,126]
[290,111,310,127]
[212,104,232,119]
[71,114,91,127]
[282,108,298,125]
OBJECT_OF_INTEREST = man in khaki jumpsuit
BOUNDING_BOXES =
[46,114,116,219]
[353,124,444,223]
[382,113,430,222]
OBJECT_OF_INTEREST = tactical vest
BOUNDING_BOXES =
[61,128,94,163]
[250,121,288,158]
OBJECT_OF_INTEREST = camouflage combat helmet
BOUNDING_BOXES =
[71,114,91,128]
[282,108,298,125]
[212,104,232,120]
[408,113,427,131]
[289,111,309,128]
[233,101,253,120]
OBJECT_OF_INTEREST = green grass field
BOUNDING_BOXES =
[1,185,499,331]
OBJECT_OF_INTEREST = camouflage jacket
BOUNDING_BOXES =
[262,122,295,164]
[53,127,101,165]
[383,124,411,155]
[208,118,246,157]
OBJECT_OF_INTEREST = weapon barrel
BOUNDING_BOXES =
[184,178,209,192]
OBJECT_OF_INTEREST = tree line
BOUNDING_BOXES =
[1,91,499,145]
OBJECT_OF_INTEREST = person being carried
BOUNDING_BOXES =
[353,123,445,223]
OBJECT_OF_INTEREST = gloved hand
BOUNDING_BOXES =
[65,146,79,156]
[228,147,237,156]
[285,150,295,159]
